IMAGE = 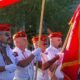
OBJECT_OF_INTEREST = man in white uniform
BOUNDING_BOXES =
[0,24,16,80]
[12,31,41,80]
[32,35,60,80]
[46,32,64,80]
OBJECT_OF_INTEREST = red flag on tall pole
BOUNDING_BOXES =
[61,4,80,80]
[69,4,80,25]
[0,0,21,8]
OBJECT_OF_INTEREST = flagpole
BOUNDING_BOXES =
[34,0,45,80]
[38,0,45,44]
[61,25,72,53]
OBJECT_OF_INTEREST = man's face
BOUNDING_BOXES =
[0,31,11,44]
[50,37,62,48]
[15,37,28,48]
[20,37,28,47]
[33,41,47,51]
[40,41,47,50]
[33,42,39,49]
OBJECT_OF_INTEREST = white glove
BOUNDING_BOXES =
[58,52,64,58]
[5,64,16,73]
[32,48,41,56]
[36,53,41,61]
[58,52,64,63]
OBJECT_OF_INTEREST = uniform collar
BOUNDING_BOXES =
[50,45,58,50]
[15,47,26,53]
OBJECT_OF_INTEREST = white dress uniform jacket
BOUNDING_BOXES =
[13,47,34,80]
[46,45,64,79]
[0,45,16,80]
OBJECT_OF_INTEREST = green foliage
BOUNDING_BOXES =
[0,0,80,39]
[44,0,73,35]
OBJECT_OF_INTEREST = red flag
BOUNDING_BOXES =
[69,4,80,25]
[61,5,80,80]
[0,0,21,8]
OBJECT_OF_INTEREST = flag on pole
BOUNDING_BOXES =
[0,0,21,8]
[69,4,80,25]
[61,4,80,80]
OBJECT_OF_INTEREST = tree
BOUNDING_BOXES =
[0,0,80,41]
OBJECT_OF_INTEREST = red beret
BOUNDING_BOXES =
[32,35,47,43]
[13,31,27,40]
[41,35,47,41]
[32,36,38,43]
[48,32,62,38]
[0,24,11,31]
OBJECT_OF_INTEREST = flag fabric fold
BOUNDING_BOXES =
[61,4,80,80]
[0,0,21,8]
